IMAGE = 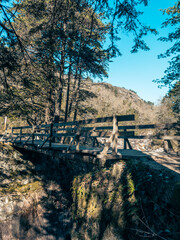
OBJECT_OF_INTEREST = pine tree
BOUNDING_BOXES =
[154,2,180,88]
[0,0,157,123]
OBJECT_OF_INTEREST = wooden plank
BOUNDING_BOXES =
[55,114,135,127]
[11,120,178,133]
[56,127,78,132]
[14,133,31,136]
[162,136,180,141]
[120,135,152,139]
[33,133,49,137]
[12,125,32,130]
[82,126,113,131]
[79,122,178,131]
[118,122,179,130]
[119,131,134,137]
[40,134,51,148]
[54,122,77,127]
[86,131,134,138]
[56,126,113,132]
[53,133,76,137]
[116,115,135,122]
[40,124,51,128]
[56,126,134,133]
[117,135,180,140]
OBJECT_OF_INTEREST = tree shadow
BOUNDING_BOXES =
[123,157,180,240]
[1,144,180,240]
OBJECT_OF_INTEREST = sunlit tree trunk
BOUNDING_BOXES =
[73,68,82,121]
[65,56,72,122]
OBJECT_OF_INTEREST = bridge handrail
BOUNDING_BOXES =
[4,115,179,154]
[11,120,179,132]
[11,114,135,130]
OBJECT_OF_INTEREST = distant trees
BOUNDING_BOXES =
[154,2,180,120]
[154,1,180,88]
[160,81,180,121]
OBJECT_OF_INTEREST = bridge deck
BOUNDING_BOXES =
[13,139,149,160]
[1,115,178,164]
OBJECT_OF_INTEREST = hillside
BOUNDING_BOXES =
[79,80,157,123]
[0,80,174,130]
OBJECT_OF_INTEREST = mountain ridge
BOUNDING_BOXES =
[79,80,157,123]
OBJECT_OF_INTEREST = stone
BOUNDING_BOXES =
[2,179,11,185]
[21,179,29,185]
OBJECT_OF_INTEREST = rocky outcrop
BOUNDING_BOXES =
[0,144,71,240]
[0,143,179,240]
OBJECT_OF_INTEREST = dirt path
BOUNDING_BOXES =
[141,151,180,180]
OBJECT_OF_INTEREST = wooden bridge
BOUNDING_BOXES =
[1,115,179,163]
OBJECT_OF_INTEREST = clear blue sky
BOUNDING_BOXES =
[101,0,176,104]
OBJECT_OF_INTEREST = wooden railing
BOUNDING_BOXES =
[1,115,179,154]
[4,115,134,154]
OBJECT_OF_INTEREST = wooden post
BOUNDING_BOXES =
[32,126,35,146]
[20,127,22,144]
[112,115,118,154]
[124,129,127,149]
[164,139,174,153]
[75,127,81,151]
[92,137,96,147]
[76,135,80,151]
[4,116,7,131]
[53,115,59,143]
[126,138,132,149]
[49,123,53,148]
[164,140,169,153]
[163,128,168,152]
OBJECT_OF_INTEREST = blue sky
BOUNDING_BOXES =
[102,0,176,104]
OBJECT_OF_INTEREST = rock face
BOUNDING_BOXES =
[0,143,71,240]
[0,143,44,239]
[71,162,127,240]
[0,143,179,240]
[71,159,180,240]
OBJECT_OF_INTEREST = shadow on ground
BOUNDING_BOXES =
[1,145,180,240]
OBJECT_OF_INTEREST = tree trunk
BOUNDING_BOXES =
[65,58,72,122]
[55,39,66,118]
[73,68,82,121]
[68,65,78,118]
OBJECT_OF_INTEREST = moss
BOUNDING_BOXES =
[87,196,101,219]
[127,173,135,196]
[0,181,43,196]
[17,181,43,193]
[72,164,125,223]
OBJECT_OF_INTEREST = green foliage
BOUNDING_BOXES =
[154,2,180,88]
[129,89,137,94]
[162,81,180,120]
[0,0,157,122]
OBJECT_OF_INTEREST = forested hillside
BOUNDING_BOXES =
[79,80,157,123]
[0,0,179,125]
